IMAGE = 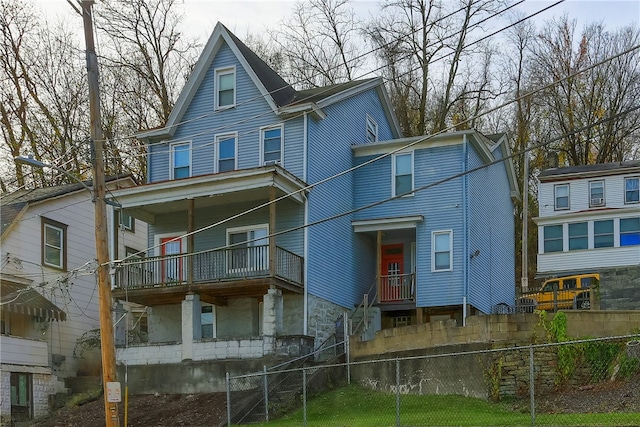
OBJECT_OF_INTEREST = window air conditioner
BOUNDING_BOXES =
[264,160,281,166]
[591,197,604,206]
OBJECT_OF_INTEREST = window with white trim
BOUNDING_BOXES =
[543,225,563,253]
[432,230,452,272]
[620,217,640,246]
[216,133,237,172]
[593,220,614,248]
[201,304,215,339]
[589,180,605,207]
[42,218,67,270]
[625,177,639,204]
[393,152,413,196]
[554,184,569,210]
[170,142,191,179]
[227,225,269,272]
[215,67,235,109]
[119,211,134,232]
[568,222,588,250]
[261,126,282,165]
[366,115,378,143]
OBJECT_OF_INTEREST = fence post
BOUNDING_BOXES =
[303,367,308,427]
[263,365,269,422]
[344,312,351,385]
[529,345,535,426]
[395,359,400,427]
[226,372,231,427]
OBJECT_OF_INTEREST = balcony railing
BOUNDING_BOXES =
[379,273,415,303]
[115,245,303,289]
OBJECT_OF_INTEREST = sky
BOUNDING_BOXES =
[38,0,640,44]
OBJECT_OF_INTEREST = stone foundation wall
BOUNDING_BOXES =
[599,266,640,310]
[307,295,347,349]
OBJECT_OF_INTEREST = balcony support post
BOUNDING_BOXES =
[187,199,195,285]
[377,231,382,302]
[269,187,276,278]
[181,293,201,361]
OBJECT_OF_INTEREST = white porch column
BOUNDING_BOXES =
[181,293,201,361]
[262,288,283,337]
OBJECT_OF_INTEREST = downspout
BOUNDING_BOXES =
[303,112,309,335]
[462,135,468,326]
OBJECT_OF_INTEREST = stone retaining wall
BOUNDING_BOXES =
[600,266,640,310]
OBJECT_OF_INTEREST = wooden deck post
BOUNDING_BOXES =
[269,187,276,278]
[377,231,382,303]
[187,198,195,284]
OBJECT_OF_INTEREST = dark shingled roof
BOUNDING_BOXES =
[539,160,640,180]
[224,24,378,108]
[224,25,298,107]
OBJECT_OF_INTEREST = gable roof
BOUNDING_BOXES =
[1,175,134,238]
[137,22,402,140]
[539,160,640,182]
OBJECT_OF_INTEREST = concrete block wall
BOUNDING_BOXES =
[352,312,640,358]
[0,371,9,426]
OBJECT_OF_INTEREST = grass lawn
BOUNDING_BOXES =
[246,385,640,426]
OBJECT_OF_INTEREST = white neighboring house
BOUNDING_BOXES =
[535,161,640,276]
[0,175,146,424]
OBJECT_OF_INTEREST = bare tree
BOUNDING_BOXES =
[94,0,199,127]
[529,16,640,166]
[270,0,364,89]
[0,0,89,189]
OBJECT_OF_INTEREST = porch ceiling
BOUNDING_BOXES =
[110,165,308,224]
[112,277,302,307]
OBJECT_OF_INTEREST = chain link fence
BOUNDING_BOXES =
[226,334,640,426]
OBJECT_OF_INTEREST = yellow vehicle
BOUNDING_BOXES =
[518,273,599,313]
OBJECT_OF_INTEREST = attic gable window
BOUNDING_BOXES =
[42,218,67,270]
[366,115,378,143]
[216,67,236,109]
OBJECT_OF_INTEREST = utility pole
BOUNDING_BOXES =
[521,150,530,294]
[80,1,121,425]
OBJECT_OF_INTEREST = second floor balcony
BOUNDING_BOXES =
[113,245,303,306]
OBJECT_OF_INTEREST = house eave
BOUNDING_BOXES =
[110,165,308,222]
[352,215,424,233]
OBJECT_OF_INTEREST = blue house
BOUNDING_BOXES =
[110,23,518,392]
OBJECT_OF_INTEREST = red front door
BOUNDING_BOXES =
[380,244,404,302]
[161,237,182,282]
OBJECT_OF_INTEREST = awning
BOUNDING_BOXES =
[1,282,67,321]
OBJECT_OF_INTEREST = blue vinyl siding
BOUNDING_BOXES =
[353,144,466,308]
[467,144,515,312]
[306,88,394,308]
[148,41,305,183]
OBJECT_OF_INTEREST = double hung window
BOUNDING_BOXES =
[554,184,569,210]
[216,67,235,109]
[227,225,269,272]
[170,142,191,179]
[216,134,237,172]
[589,181,604,207]
[568,222,588,250]
[625,178,639,204]
[543,225,563,253]
[620,217,640,246]
[432,231,452,272]
[42,218,67,270]
[593,220,614,248]
[261,126,282,165]
[393,152,413,196]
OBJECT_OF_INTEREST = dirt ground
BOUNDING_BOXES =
[32,372,640,427]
